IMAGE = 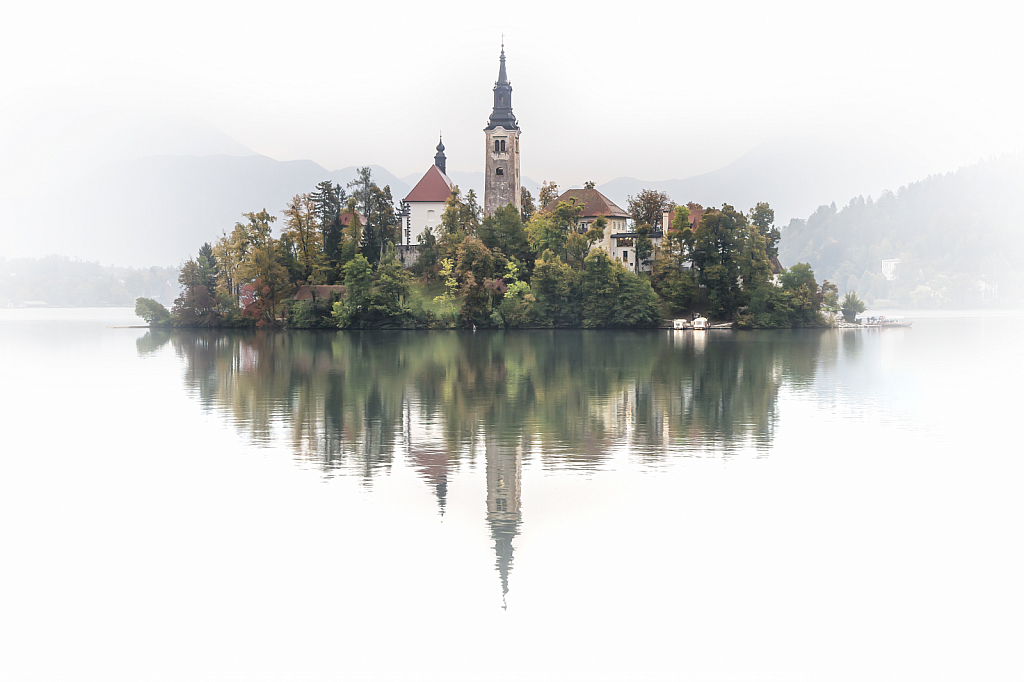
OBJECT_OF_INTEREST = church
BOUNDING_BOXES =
[401,45,523,246]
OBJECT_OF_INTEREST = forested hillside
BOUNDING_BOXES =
[779,155,1024,307]
[1,256,177,307]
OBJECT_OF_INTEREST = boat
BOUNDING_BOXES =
[878,315,912,327]
[692,315,708,330]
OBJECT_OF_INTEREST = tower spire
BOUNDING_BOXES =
[434,134,446,175]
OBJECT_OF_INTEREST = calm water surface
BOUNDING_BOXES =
[1,308,1022,681]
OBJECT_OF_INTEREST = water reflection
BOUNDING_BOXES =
[138,327,838,602]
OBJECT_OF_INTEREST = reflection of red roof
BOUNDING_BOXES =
[405,165,453,203]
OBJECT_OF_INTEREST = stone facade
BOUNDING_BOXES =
[485,127,521,216]
[483,48,521,217]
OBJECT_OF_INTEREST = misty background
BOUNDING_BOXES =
[1,0,1021,279]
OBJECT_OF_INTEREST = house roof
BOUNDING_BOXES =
[542,189,630,219]
[405,164,453,203]
[340,212,367,227]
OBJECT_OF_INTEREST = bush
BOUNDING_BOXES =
[135,297,171,326]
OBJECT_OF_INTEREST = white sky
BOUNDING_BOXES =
[1,0,1021,186]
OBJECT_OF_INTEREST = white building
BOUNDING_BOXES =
[402,139,454,246]
[881,258,900,281]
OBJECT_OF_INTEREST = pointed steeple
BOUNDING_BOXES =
[434,135,446,175]
[485,44,518,131]
[497,45,508,85]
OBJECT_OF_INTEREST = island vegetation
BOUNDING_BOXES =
[136,168,829,330]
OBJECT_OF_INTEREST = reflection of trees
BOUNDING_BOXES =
[151,329,817,475]
[146,327,827,605]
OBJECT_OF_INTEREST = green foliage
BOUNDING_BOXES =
[431,258,460,327]
[749,202,780,261]
[333,254,372,328]
[778,156,1024,307]
[494,261,535,328]
[362,185,400,264]
[634,223,654,274]
[526,212,565,260]
[455,237,497,326]
[841,290,866,314]
[538,181,559,209]
[821,280,839,309]
[520,186,536,224]
[531,250,582,327]
[135,297,171,326]
[691,205,746,318]
[479,202,530,265]
[581,250,660,328]
[627,189,671,233]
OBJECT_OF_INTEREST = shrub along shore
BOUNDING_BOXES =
[135,170,834,331]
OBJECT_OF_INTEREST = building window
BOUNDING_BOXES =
[494,139,506,153]
[500,139,506,152]
[496,168,504,176]
[623,251,629,262]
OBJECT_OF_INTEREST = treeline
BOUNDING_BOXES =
[138,168,828,329]
[1,256,176,308]
[780,154,1024,307]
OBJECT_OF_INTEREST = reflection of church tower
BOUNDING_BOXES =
[485,437,522,607]
[483,44,521,217]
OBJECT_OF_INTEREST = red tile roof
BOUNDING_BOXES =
[541,189,630,219]
[405,165,454,203]
[340,212,367,227]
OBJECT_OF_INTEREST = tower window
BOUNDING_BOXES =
[494,139,506,153]
[500,139,506,152]
[496,168,504,176]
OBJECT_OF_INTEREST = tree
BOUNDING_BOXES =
[173,258,218,326]
[690,204,745,318]
[821,280,839,310]
[281,194,321,282]
[634,223,654,274]
[135,297,170,326]
[311,180,345,271]
[479,202,530,265]
[583,180,596,190]
[436,186,481,263]
[432,258,459,326]
[455,236,496,326]
[526,213,564,261]
[234,210,291,325]
[196,242,218,292]
[841,290,866,322]
[520,187,536,224]
[531,250,581,327]
[627,189,671,232]
[495,260,535,328]
[333,254,372,328]
[581,249,660,328]
[538,181,560,209]
[749,202,780,261]
[779,262,822,325]
[339,197,363,267]
[362,185,400,264]
[585,215,608,246]
[346,166,375,216]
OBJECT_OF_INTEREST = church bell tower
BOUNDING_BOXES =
[484,45,521,217]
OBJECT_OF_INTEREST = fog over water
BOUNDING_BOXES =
[1,309,1022,680]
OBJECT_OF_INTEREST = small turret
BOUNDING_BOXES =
[434,136,446,175]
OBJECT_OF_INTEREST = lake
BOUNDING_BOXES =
[1,308,1021,681]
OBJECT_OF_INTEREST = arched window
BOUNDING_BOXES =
[496,168,504,176]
